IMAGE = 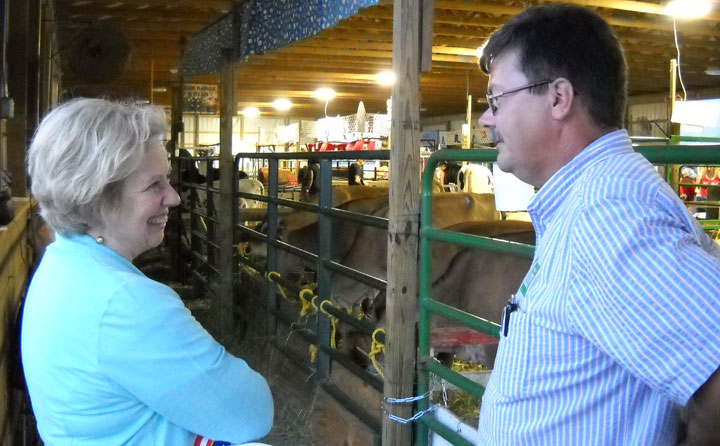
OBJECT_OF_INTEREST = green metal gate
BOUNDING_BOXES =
[415,142,720,446]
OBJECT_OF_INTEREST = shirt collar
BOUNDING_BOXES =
[55,232,140,272]
[527,129,633,237]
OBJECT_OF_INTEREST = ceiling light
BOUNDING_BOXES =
[705,67,720,75]
[152,87,167,93]
[241,107,260,118]
[313,87,336,102]
[664,0,712,19]
[272,98,292,111]
[376,71,396,86]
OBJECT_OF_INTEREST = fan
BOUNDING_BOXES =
[68,25,130,84]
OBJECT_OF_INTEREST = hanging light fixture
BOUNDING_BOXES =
[313,87,336,101]
[272,98,292,111]
[313,87,336,117]
[376,71,396,86]
[241,106,260,118]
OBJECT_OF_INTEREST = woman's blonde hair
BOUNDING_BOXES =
[27,98,167,236]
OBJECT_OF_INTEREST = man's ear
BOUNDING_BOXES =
[549,78,575,120]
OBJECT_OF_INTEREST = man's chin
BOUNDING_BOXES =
[495,155,512,174]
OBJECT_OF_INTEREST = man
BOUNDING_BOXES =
[348,159,365,186]
[679,166,697,202]
[476,5,720,445]
[299,158,320,201]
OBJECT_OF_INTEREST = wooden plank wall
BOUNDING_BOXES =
[0,198,33,445]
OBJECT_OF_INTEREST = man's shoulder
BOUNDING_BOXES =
[580,152,665,203]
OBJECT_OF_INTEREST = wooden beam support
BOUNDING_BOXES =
[216,48,235,341]
[384,0,421,445]
[6,0,30,197]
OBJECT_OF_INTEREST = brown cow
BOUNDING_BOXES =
[339,220,534,370]
[247,191,501,306]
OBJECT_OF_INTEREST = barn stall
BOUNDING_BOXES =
[3,0,720,445]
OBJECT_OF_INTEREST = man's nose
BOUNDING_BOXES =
[479,107,493,127]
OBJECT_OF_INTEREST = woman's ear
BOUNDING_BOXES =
[549,78,575,120]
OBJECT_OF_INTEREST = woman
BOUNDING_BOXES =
[23,98,273,445]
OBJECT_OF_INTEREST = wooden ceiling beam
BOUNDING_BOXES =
[62,0,232,10]
[432,0,720,22]
[355,2,720,38]
[57,4,227,19]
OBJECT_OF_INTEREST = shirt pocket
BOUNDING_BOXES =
[492,308,586,400]
[491,310,533,399]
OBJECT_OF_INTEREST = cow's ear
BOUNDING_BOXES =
[360,297,372,316]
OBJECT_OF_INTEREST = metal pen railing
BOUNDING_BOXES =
[231,150,391,444]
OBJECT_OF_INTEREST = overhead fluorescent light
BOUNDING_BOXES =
[664,0,712,19]
[705,67,720,76]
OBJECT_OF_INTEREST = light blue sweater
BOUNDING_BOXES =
[22,234,273,445]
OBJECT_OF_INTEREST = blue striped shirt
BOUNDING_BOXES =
[477,130,720,445]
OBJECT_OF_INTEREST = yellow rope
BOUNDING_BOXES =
[451,358,485,372]
[200,216,207,231]
[348,302,364,319]
[265,271,291,302]
[369,328,386,377]
[299,288,315,316]
[309,344,318,363]
[320,300,338,349]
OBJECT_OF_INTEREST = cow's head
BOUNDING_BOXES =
[336,292,386,373]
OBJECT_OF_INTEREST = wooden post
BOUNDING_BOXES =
[216,48,236,341]
[26,0,40,141]
[6,0,30,197]
[383,0,421,444]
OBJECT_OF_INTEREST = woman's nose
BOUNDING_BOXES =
[165,184,181,207]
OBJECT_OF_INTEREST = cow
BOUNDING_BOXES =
[246,191,501,305]
[338,220,535,370]
[237,178,265,209]
[458,163,494,194]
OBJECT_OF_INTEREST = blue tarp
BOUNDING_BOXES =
[181,0,380,76]
[239,0,379,61]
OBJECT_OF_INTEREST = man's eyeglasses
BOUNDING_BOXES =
[485,80,552,115]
